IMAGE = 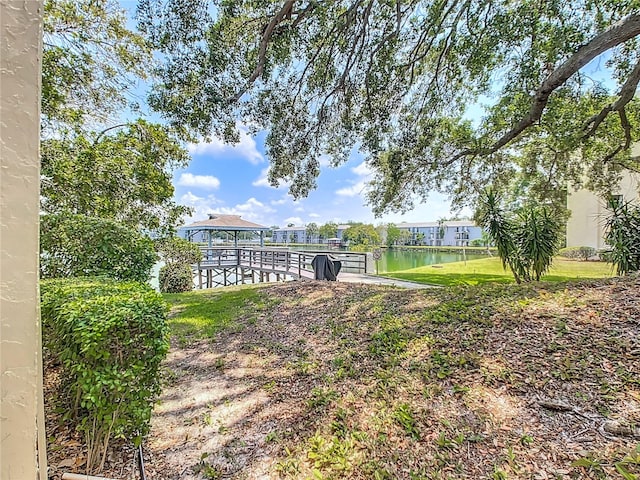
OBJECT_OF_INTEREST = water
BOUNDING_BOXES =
[374,249,485,273]
[288,246,486,273]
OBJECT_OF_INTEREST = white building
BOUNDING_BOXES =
[566,147,640,250]
[272,221,483,246]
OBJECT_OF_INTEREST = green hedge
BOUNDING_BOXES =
[558,246,597,261]
[159,263,193,293]
[41,277,169,471]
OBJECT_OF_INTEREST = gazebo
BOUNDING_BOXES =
[181,214,270,247]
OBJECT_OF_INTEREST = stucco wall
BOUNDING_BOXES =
[0,1,46,478]
[566,144,640,249]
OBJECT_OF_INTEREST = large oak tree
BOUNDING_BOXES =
[138,1,640,214]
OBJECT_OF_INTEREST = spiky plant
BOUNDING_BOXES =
[603,197,640,275]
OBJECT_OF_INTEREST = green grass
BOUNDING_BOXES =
[163,285,267,342]
[381,256,614,286]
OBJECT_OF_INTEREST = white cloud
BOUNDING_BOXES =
[253,167,291,189]
[252,168,271,187]
[351,161,373,176]
[178,191,223,224]
[309,213,321,218]
[271,197,288,206]
[318,154,332,167]
[284,216,304,226]
[188,125,263,164]
[335,161,373,197]
[179,192,280,226]
[226,197,275,214]
[336,180,367,197]
[176,173,221,190]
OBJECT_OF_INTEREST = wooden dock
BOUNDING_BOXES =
[194,247,370,289]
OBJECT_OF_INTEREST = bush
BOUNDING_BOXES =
[558,246,597,261]
[40,213,157,282]
[41,277,169,472]
[477,189,562,283]
[159,263,194,293]
[156,236,202,265]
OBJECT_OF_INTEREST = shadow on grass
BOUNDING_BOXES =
[152,277,638,479]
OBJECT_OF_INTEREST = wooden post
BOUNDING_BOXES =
[198,266,202,289]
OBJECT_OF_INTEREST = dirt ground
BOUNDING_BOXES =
[46,278,640,479]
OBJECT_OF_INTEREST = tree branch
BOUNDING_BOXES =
[233,0,296,102]
[583,57,640,139]
[451,13,640,163]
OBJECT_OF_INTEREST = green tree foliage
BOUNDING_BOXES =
[41,120,191,234]
[318,221,338,240]
[138,1,640,212]
[43,0,152,130]
[156,236,202,265]
[40,213,157,282]
[477,190,562,283]
[342,223,380,248]
[305,222,319,243]
[603,197,640,275]
[42,1,192,235]
[385,223,402,247]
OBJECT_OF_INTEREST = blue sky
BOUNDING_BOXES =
[173,126,467,229]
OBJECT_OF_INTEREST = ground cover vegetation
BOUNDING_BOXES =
[138,1,640,215]
[45,278,640,479]
[381,257,614,287]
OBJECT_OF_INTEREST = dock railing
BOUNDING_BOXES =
[197,247,369,279]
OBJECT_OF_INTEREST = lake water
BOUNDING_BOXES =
[370,249,485,273]
[289,246,486,273]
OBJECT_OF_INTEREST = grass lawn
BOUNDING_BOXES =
[380,256,614,286]
[163,285,273,343]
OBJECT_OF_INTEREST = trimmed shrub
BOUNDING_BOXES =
[159,263,194,293]
[41,277,169,472]
[40,213,157,282]
[558,246,597,261]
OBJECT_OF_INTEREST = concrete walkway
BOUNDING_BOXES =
[337,272,437,289]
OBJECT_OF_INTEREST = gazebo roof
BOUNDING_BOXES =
[182,214,269,232]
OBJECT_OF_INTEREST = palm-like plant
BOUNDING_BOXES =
[477,189,523,283]
[603,197,640,275]
[478,189,562,283]
[515,207,562,281]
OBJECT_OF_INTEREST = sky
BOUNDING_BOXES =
[174,127,468,229]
